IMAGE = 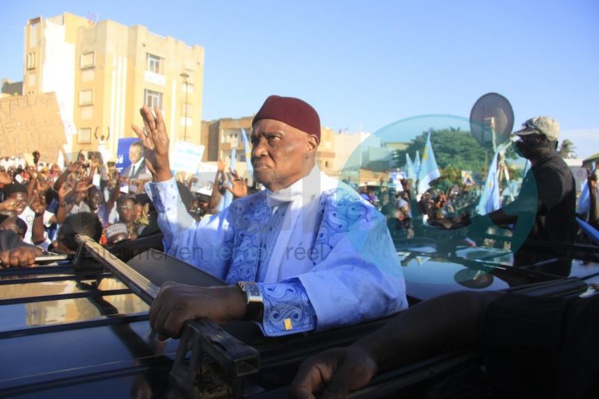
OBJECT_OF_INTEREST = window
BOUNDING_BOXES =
[81,69,95,82]
[80,106,93,120]
[78,128,92,144]
[80,52,95,69]
[181,102,192,128]
[182,102,193,116]
[29,19,39,48]
[26,52,36,69]
[79,89,93,105]
[144,89,163,109]
[146,53,163,74]
[183,82,194,93]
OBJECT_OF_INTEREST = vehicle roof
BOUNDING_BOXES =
[1,236,598,398]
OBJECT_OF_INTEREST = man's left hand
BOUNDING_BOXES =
[149,282,247,340]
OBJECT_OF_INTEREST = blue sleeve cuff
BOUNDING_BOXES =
[145,177,179,213]
[257,279,317,337]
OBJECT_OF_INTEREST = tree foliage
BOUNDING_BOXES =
[558,139,577,159]
[391,128,488,172]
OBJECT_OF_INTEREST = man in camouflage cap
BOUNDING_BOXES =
[470,116,577,269]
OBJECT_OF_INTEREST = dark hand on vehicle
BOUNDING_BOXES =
[0,246,43,268]
[290,346,378,399]
[149,281,247,340]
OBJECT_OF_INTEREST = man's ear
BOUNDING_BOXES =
[306,135,319,153]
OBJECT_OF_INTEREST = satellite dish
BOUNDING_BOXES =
[469,93,514,148]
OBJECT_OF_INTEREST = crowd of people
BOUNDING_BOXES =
[1,95,598,397]
[2,127,595,265]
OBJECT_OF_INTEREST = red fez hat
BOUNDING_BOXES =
[252,95,321,140]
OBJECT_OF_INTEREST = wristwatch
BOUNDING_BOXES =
[237,281,264,321]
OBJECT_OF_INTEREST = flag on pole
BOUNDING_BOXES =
[406,153,417,181]
[241,128,253,172]
[414,150,421,177]
[230,146,236,171]
[476,151,502,215]
[417,133,441,195]
[218,147,236,211]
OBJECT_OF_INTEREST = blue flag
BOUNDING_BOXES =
[219,147,236,211]
[476,151,502,215]
[417,133,441,195]
[241,128,253,172]
[406,153,417,181]
[414,150,421,177]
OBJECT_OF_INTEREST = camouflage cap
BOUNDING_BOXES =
[513,116,560,141]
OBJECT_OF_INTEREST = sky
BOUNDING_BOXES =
[1,0,598,160]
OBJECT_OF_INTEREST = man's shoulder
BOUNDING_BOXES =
[320,184,381,216]
[534,153,575,180]
[322,182,362,201]
[228,190,268,214]
[536,151,569,169]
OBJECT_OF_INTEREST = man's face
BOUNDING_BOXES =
[129,145,143,164]
[134,203,143,218]
[118,199,136,223]
[8,192,28,215]
[250,119,317,192]
[73,182,89,205]
[88,190,103,210]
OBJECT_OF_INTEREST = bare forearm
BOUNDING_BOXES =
[208,172,223,212]
[56,203,68,224]
[354,291,504,372]
[32,215,46,244]
[153,169,173,182]
[26,177,36,200]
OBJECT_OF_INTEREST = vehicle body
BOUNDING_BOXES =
[1,231,598,398]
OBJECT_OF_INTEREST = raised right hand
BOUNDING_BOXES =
[131,106,172,182]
